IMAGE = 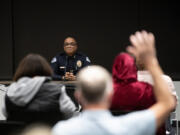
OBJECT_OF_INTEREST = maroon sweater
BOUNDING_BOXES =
[111,53,155,111]
[110,53,165,135]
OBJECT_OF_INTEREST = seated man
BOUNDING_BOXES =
[52,31,176,135]
[51,36,91,81]
[136,54,178,135]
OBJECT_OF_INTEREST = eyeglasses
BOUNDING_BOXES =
[64,42,77,46]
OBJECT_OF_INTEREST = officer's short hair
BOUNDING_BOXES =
[76,65,112,103]
[13,53,53,81]
[63,34,79,44]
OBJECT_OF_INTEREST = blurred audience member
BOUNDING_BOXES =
[1,54,77,126]
[110,52,155,111]
[136,56,178,135]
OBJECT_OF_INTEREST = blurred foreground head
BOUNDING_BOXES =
[76,65,113,107]
[21,124,51,135]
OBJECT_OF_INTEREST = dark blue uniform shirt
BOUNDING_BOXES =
[51,52,91,80]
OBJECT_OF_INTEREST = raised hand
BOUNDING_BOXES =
[127,30,156,68]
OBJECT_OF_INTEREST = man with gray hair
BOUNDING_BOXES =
[52,30,176,135]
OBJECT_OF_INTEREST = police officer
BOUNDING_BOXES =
[51,36,91,81]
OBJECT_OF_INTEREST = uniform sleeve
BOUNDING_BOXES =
[120,110,156,135]
[83,56,91,66]
[51,56,63,80]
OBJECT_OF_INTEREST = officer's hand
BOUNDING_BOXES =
[64,72,71,80]
[69,73,76,81]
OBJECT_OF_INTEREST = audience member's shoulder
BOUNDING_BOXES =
[42,81,64,91]
[117,109,156,127]
[53,117,83,135]
[162,74,173,82]
[40,77,65,91]
[116,110,156,135]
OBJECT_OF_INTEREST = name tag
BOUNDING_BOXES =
[59,66,65,69]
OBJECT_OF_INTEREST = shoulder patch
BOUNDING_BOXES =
[77,60,82,68]
[86,57,91,63]
[51,57,57,63]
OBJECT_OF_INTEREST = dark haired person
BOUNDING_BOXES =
[1,54,76,126]
[51,37,91,81]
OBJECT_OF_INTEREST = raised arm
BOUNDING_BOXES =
[127,30,176,128]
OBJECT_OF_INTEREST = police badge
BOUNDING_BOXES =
[76,60,82,68]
